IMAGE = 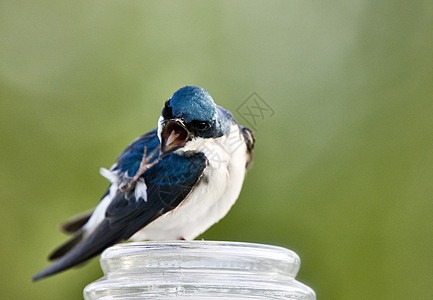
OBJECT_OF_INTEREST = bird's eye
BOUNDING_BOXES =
[162,100,173,119]
[194,121,210,131]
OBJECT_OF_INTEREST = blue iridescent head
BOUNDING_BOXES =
[168,86,216,123]
[159,86,232,155]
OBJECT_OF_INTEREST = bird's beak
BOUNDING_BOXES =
[161,119,190,155]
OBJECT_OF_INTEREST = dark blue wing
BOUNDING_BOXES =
[52,129,160,236]
[106,152,208,238]
[33,152,207,281]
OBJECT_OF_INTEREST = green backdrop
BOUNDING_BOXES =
[1,1,432,299]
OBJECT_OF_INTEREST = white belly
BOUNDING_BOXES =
[130,124,248,241]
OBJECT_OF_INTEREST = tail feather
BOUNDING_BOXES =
[48,232,83,261]
[60,210,93,234]
[33,220,123,282]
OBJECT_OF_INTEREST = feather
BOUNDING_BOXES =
[33,152,207,281]
[240,126,255,169]
[60,211,93,234]
[48,232,83,261]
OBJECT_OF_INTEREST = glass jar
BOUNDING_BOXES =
[84,241,315,299]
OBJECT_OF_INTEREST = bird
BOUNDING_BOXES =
[33,86,255,281]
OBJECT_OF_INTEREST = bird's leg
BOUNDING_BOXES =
[132,145,160,182]
[120,145,160,192]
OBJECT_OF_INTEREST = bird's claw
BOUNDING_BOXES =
[119,145,160,192]
[119,178,135,193]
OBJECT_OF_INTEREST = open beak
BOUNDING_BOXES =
[160,119,190,155]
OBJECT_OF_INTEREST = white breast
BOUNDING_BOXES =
[130,123,248,241]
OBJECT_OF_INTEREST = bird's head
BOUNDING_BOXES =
[158,86,231,155]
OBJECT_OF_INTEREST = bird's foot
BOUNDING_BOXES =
[119,145,160,192]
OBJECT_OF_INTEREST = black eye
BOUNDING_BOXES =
[162,100,173,119]
[194,121,210,131]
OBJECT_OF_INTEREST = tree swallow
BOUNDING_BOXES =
[33,86,255,281]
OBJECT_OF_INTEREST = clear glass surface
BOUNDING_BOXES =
[84,241,315,299]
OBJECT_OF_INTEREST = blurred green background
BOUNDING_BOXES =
[1,1,432,299]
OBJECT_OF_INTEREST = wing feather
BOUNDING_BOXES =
[33,149,207,281]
